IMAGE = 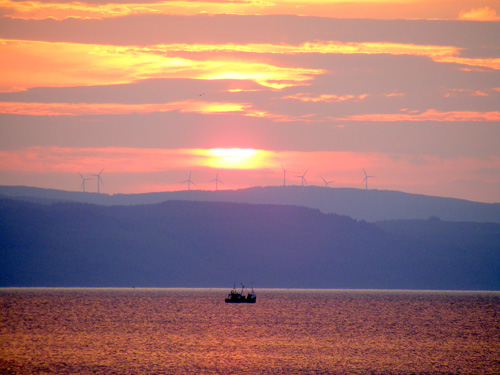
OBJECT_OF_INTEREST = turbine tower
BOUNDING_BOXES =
[182,171,196,191]
[281,164,293,187]
[361,168,375,190]
[91,168,104,193]
[78,173,92,193]
[321,176,335,188]
[210,170,224,191]
[296,169,308,187]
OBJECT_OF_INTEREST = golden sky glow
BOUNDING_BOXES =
[2,38,500,93]
[1,145,496,179]
[1,146,498,201]
[0,39,325,92]
[1,1,499,202]
[0,147,279,173]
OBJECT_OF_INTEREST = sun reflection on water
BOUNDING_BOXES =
[1,288,499,374]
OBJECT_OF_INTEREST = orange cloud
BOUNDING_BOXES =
[459,7,500,21]
[159,41,457,57]
[0,39,324,92]
[157,42,500,71]
[0,0,276,20]
[2,38,500,93]
[1,97,497,125]
[338,109,500,122]
[284,93,369,102]
[2,0,497,20]
[0,100,309,121]
[383,93,405,97]
[0,100,250,116]
[443,88,490,98]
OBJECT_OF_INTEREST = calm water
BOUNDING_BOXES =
[1,289,499,375]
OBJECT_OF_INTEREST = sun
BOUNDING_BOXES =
[205,148,269,169]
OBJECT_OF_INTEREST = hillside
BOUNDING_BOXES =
[1,199,499,289]
[1,185,499,223]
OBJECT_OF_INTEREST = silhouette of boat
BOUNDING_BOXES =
[225,284,256,303]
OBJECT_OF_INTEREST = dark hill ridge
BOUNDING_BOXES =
[1,199,499,289]
[1,185,500,223]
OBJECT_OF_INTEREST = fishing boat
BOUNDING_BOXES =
[225,284,256,303]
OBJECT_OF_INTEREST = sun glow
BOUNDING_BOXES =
[201,148,273,169]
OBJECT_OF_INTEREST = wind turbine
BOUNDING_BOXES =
[91,168,104,193]
[281,164,296,187]
[296,169,308,187]
[321,176,335,188]
[361,168,375,190]
[78,173,92,193]
[209,170,224,191]
[182,171,196,191]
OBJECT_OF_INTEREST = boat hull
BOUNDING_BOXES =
[225,297,256,303]
[225,285,256,303]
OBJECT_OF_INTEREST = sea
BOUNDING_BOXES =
[1,288,499,375]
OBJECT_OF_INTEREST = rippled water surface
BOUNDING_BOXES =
[1,288,499,374]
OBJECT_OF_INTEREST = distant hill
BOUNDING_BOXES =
[1,199,499,289]
[1,185,499,223]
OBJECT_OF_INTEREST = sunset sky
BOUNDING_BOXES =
[1,0,499,202]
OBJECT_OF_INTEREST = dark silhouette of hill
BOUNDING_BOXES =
[1,199,499,289]
[1,185,499,223]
